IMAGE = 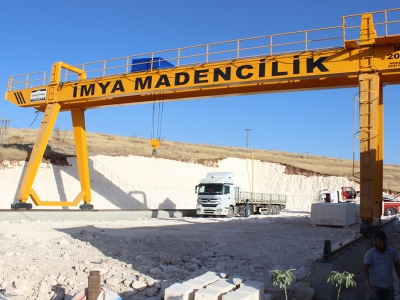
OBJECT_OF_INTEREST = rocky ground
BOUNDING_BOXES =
[0,212,399,300]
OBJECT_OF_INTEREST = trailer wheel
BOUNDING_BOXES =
[275,205,281,215]
[227,207,234,218]
[384,207,396,216]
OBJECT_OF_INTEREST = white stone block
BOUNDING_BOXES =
[222,290,252,300]
[184,279,209,290]
[234,286,259,300]
[165,283,193,300]
[182,279,210,300]
[195,288,220,299]
[241,280,265,300]
[206,279,235,300]
[310,203,356,226]
[194,272,219,285]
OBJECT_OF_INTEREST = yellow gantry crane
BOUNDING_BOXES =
[4,9,400,232]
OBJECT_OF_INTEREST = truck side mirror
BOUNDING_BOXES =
[195,185,198,193]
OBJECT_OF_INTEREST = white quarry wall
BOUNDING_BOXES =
[0,156,359,211]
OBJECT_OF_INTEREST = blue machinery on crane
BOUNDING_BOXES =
[5,9,400,234]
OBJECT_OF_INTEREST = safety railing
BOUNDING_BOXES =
[6,8,400,91]
[62,24,344,83]
[7,71,46,91]
[342,8,400,43]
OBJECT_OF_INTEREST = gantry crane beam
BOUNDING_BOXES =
[4,9,400,231]
[6,46,400,111]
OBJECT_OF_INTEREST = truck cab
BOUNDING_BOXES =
[341,186,358,201]
[195,172,235,217]
[318,186,359,203]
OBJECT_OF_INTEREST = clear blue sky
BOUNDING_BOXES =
[1,1,400,165]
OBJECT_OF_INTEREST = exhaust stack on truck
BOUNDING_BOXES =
[195,172,287,217]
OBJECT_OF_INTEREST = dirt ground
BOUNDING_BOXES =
[0,212,399,300]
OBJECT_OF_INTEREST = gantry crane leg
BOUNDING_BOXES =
[11,104,93,210]
[12,103,61,209]
[358,73,383,235]
[71,108,93,210]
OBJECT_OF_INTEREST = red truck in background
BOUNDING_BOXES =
[341,186,359,201]
[319,187,399,216]
[383,194,400,216]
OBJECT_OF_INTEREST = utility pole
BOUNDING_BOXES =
[244,129,251,148]
[0,119,10,140]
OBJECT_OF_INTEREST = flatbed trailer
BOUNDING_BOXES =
[234,188,287,215]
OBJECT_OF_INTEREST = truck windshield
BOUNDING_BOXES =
[198,184,224,195]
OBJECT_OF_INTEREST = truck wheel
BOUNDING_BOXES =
[275,205,281,215]
[227,207,234,218]
[384,207,396,216]
[271,205,277,215]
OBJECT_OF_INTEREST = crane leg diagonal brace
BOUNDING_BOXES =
[17,104,92,207]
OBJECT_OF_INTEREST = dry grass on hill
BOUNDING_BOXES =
[1,127,400,192]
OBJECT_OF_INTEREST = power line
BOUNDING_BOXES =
[8,111,40,129]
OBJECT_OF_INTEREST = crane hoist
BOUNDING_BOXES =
[150,94,165,156]
[4,8,400,234]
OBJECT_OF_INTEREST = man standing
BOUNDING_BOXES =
[244,199,250,218]
[364,231,400,300]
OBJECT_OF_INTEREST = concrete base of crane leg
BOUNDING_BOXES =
[310,203,356,227]
[11,202,32,210]
[79,203,94,210]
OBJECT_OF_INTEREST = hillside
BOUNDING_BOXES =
[1,127,400,193]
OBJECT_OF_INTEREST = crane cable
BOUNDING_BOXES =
[150,93,164,155]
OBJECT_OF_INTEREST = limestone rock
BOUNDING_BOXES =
[145,276,155,286]
[146,286,159,297]
[124,277,136,287]
[38,281,48,294]
[293,265,310,281]
[149,267,162,275]
[13,278,29,289]
[106,275,121,286]
[293,282,315,300]
[232,277,243,286]
[187,263,199,271]
[132,280,147,290]
[58,238,70,245]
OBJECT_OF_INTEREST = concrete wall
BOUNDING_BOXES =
[0,156,358,211]
[310,238,372,300]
